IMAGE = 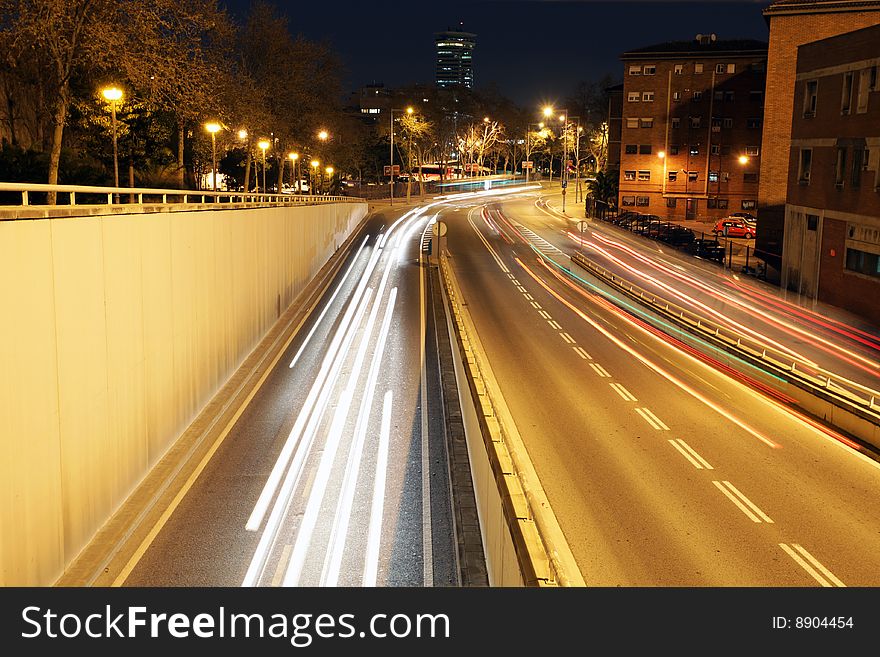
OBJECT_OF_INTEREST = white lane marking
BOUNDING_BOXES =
[320,286,399,586]
[524,293,534,301]
[270,544,293,587]
[247,246,383,532]
[713,480,773,523]
[507,273,515,279]
[548,320,562,330]
[515,285,527,293]
[560,332,576,344]
[609,383,638,402]
[573,346,592,360]
[530,301,541,309]
[634,407,670,431]
[289,235,370,369]
[282,284,398,587]
[511,279,521,285]
[363,391,394,587]
[669,439,713,469]
[469,215,510,273]
[419,222,434,588]
[780,543,845,588]
[538,310,552,320]
[589,363,611,378]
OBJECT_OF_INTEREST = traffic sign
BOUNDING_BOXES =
[431,221,447,237]
[521,161,534,169]
[561,180,568,188]
[577,220,589,233]
[384,165,401,175]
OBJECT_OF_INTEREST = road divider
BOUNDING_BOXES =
[438,252,584,586]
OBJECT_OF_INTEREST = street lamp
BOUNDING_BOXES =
[325,166,334,195]
[310,159,320,195]
[738,155,750,165]
[101,86,123,202]
[546,106,572,210]
[257,139,270,195]
[289,152,300,193]
[205,122,221,192]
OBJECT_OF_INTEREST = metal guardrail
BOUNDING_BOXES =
[567,251,880,422]
[439,250,585,587]
[0,181,363,215]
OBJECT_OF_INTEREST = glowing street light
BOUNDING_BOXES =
[543,106,554,118]
[739,155,750,165]
[101,86,123,201]
[325,165,334,193]
[257,139,270,195]
[205,122,222,192]
[288,152,300,193]
[238,129,248,140]
[318,130,329,141]
[311,159,320,196]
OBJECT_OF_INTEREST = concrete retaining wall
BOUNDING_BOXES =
[0,202,367,585]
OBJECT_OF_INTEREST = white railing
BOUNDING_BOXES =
[0,181,363,215]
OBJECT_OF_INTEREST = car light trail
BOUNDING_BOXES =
[363,389,394,587]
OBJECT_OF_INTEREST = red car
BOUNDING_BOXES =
[713,218,755,239]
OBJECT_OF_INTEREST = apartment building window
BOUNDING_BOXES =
[716,63,726,74]
[721,171,730,182]
[669,145,679,155]
[871,66,878,90]
[629,65,642,75]
[798,148,812,184]
[841,71,854,114]
[711,117,722,132]
[807,214,819,231]
[688,171,698,182]
[744,172,758,183]
[641,117,654,128]
[625,144,638,154]
[626,117,640,129]
[622,196,636,206]
[727,63,736,74]
[723,118,734,129]
[690,145,700,155]
[638,170,651,181]
[671,117,681,128]
[803,80,818,117]
[668,171,678,182]
[643,65,656,75]
[690,116,701,128]
[708,170,719,183]
[721,145,731,155]
[857,69,871,113]
[707,198,729,209]
[714,90,724,101]
[643,91,655,102]
[711,144,721,155]
[750,62,766,73]
[693,91,703,102]
[742,200,756,210]
[695,63,704,74]
[639,144,653,154]
[674,64,684,75]
[636,196,650,206]
[724,91,735,102]
[672,91,682,102]
[749,90,763,103]
[846,248,880,279]
[852,148,865,187]
[666,197,677,208]
[746,118,762,129]
[745,146,760,156]
[835,147,847,186]
[628,91,640,102]
[624,170,637,181]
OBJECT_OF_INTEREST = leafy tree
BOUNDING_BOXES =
[587,168,619,216]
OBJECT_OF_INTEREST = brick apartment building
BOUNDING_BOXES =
[617,36,767,223]
[782,24,880,325]
[757,0,880,281]
[607,83,624,170]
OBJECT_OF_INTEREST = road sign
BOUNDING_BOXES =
[521,161,534,169]
[561,180,568,188]
[577,220,589,233]
[431,221,447,237]
[384,165,400,175]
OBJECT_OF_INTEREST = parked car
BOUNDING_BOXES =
[713,218,755,239]
[658,225,696,246]
[689,238,726,262]
[726,211,756,225]
[612,210,640,226]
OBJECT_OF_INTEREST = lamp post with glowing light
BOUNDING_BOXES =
[257,140,270,195]
[325,166,334,195]
[310,159,320,195]
[544,106,571,211]
[205,122,221,192]
[102,86,123,201]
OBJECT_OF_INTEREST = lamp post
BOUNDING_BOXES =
[311,159,320,195]
[289,152,300,193]
[545,107,571,211]
[102,86,123,202]
[205,122,221,192]
[325,166,334,195]
[257,139,270,195]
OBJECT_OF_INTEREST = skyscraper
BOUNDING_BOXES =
[435,29,476,89]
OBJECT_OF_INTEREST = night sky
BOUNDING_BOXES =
[224,1,772,106]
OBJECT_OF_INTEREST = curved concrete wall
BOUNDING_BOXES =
[0,202,367,585]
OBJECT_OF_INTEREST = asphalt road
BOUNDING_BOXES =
[124,203,458,587]
[442,189,880,586]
